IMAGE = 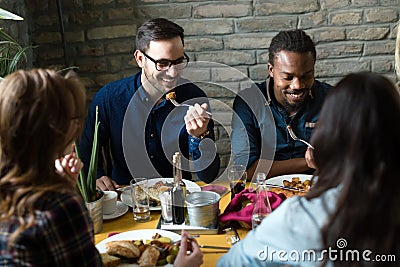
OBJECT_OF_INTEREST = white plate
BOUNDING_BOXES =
[267,174,313,186]
[120,178,201,211]
[96,229,180,267]
[103,201,129,220]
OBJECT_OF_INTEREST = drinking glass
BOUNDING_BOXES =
[227,164,247,199]
[159,186,173,223]
[130,178,150,222]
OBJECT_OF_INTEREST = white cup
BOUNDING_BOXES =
[103,190,118,215]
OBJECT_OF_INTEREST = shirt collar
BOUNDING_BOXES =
[135,71,167,108]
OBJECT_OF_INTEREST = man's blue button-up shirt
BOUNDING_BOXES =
[231,76,332,170]
[79,71,220,185]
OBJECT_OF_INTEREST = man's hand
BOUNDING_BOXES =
[96,176,119,191]
[305,147,317,170]
[184,103,210,138]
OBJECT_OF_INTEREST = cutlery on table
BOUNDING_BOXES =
[286,125,314,149]
[158,237,232,253]
[199,245,231,251]
[264,183,307,193]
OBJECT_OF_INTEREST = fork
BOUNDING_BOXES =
[157,238,231,253]
[286,125,314,149]
[169,98,212,116]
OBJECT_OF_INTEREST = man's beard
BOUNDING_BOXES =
[282,88,310,113]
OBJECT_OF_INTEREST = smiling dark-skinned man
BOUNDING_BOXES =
[231,29,333,181]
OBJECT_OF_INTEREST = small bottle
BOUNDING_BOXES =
[252,173,272,230]
[172,152,185,224]
[173,152,186,197]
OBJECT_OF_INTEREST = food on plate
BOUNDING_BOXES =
[137,245,160,267]
[101,233,179,266]
[140,180,191,207]
[100,253,121,267]
[165,92,176,100]
[105,240,141,258]
[269,177,312,198]
[147,181,172,206]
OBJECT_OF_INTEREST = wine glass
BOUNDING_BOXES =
[227,164,247,199]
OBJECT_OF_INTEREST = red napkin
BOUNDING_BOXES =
[107,232,120,238]
[201,184,229,196]
[219,188,286,229]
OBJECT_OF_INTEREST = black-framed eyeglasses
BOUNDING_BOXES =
[141,51,189,71]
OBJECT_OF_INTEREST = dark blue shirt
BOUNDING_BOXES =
[79,71,220,185]
[231,76,332,170]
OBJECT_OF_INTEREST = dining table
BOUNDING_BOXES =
[94,181,251,266]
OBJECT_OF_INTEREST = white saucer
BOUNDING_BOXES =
[103,201,129,220]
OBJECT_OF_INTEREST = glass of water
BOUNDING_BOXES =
[130,178,150,222]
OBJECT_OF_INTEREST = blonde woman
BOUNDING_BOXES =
[0,69,102,266]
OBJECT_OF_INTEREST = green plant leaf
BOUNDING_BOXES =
[0,8,23,21]
[75,106,100,203]
[0,28,34,78]
[87,106,100,202]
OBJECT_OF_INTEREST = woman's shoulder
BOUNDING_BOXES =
[37,191,87,216]
[268,187,338,230]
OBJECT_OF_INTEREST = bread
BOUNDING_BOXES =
[137,245,160,267]
[105,240,141,259]
[100,253,121,267]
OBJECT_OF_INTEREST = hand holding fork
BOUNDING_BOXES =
[169,98,212,116]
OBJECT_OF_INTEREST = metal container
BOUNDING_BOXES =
[85,193,104,234]
[185,191,220,228]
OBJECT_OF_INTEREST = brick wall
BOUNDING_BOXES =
[2,0,399,173]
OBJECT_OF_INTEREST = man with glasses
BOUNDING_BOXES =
[79,18,220,190]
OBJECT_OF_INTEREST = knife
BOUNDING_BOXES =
[200,245,231,251]
[265,183,307,192]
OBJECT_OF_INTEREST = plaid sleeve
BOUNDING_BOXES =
[15,193,103,267]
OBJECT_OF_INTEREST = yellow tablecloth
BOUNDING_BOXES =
[94,182,250,266]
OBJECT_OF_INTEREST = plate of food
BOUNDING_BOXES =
[120,178,201,210]
[266,174,315,198]
[96,229,181,267]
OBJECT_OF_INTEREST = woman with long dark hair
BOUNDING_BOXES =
[218,72,400,266]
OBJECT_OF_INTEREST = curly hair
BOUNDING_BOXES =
[268,29,316,65]
[0,69,86,245]
[135,18,184,52]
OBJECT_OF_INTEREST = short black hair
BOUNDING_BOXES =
[268,29,316,65]
[135,18,184,52]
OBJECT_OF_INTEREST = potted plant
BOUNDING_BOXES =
[0,7,35,79]
[75,106,104,233]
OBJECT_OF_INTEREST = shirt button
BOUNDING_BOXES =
[191,138,195,142]
[150,155,154,159]
[150,133,154,138]
[145,98,149,102]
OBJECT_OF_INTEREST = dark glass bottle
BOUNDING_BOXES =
[172,152,185,224]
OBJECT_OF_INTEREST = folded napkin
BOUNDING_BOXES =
[219,188,286,229]
[201,184,229,196]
